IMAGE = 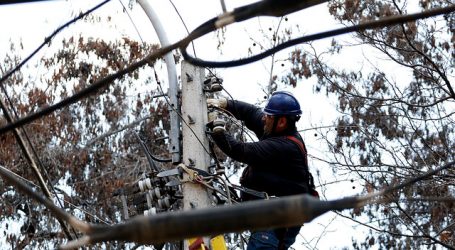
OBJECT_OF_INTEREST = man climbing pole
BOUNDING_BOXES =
[207,91,318,250]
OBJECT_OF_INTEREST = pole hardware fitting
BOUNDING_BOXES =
[203,76,223,92]
[187,115,195,124]
[157,163,208,186]
[185,73,193,82]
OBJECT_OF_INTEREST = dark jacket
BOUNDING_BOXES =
[211,100,310,201]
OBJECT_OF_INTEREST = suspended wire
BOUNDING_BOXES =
[0,0,113,238]
[117,0,144,42]
[167,0,196,56]
[0,3,453,136]
[181,4,455,68]
[0,0,57,4]
[0,0,111,88]
[132,130,171,165]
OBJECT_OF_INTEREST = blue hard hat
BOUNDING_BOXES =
[263,91,302,116]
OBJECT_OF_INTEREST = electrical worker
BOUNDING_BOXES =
[207,91,317,250]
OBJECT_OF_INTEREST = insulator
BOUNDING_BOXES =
[138,180,145,192]
[213,117,226,134]
[144,207,157,216]
[145,178,152,190]
[154,187,161,199]
[210,83,223,92]
[158,196,171,209]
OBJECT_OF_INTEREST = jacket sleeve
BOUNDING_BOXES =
[226,100,264,138]
[211,132,290,167]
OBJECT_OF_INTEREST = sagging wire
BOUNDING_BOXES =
[133,129,171,165]
[220,0,227,13]
[0,0,58,4]
[0,85,77,238]
[0,0,111,88]
[0,0,328,135]
[5,159,455,249]
[1,1,451,137]
[132,130,160,172]
[181,4,455,68]
[117,0,143,42]
[0,89,77,239]
[167,0,196,56]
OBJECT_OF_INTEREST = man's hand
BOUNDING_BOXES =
[207,98,227,109]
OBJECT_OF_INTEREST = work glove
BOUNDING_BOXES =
[207,98,227,109]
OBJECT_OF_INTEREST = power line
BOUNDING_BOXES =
[167,0,196,56]
[1,2,453,137]
[0,0,320,134]
[0,0,60,5]
[0,0,111,88]
[181,4,455,68]
[117,0,144,42]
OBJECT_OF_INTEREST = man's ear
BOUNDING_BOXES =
[277,116,288,130]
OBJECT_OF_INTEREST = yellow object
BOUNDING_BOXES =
[187,235,227,250]
[188,237,206,250]
[210,235,227,250]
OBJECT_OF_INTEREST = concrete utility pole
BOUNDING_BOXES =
[181,61,212,246]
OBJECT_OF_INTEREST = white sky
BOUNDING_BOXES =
[0,0,375,249]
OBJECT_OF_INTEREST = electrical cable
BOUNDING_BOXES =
[0,0,58,4]
[0,0,111,88]
[167,0,196,56]
[132,130,159,171]
[181,4,455,68]
[0,85,77,237]
[133,130,171,167]
[0,0,338,134]
[2,2,451,137]
[117,0,144,42]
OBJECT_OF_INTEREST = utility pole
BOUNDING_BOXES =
[181,61,212,247]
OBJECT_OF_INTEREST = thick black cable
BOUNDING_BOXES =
[0,0,111,88]
[182,4,455,68]
[0,0,312,134]
[133,130,171,164]
[0,0,58,5]
[3,2,451,136]
[0,8,210,135]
